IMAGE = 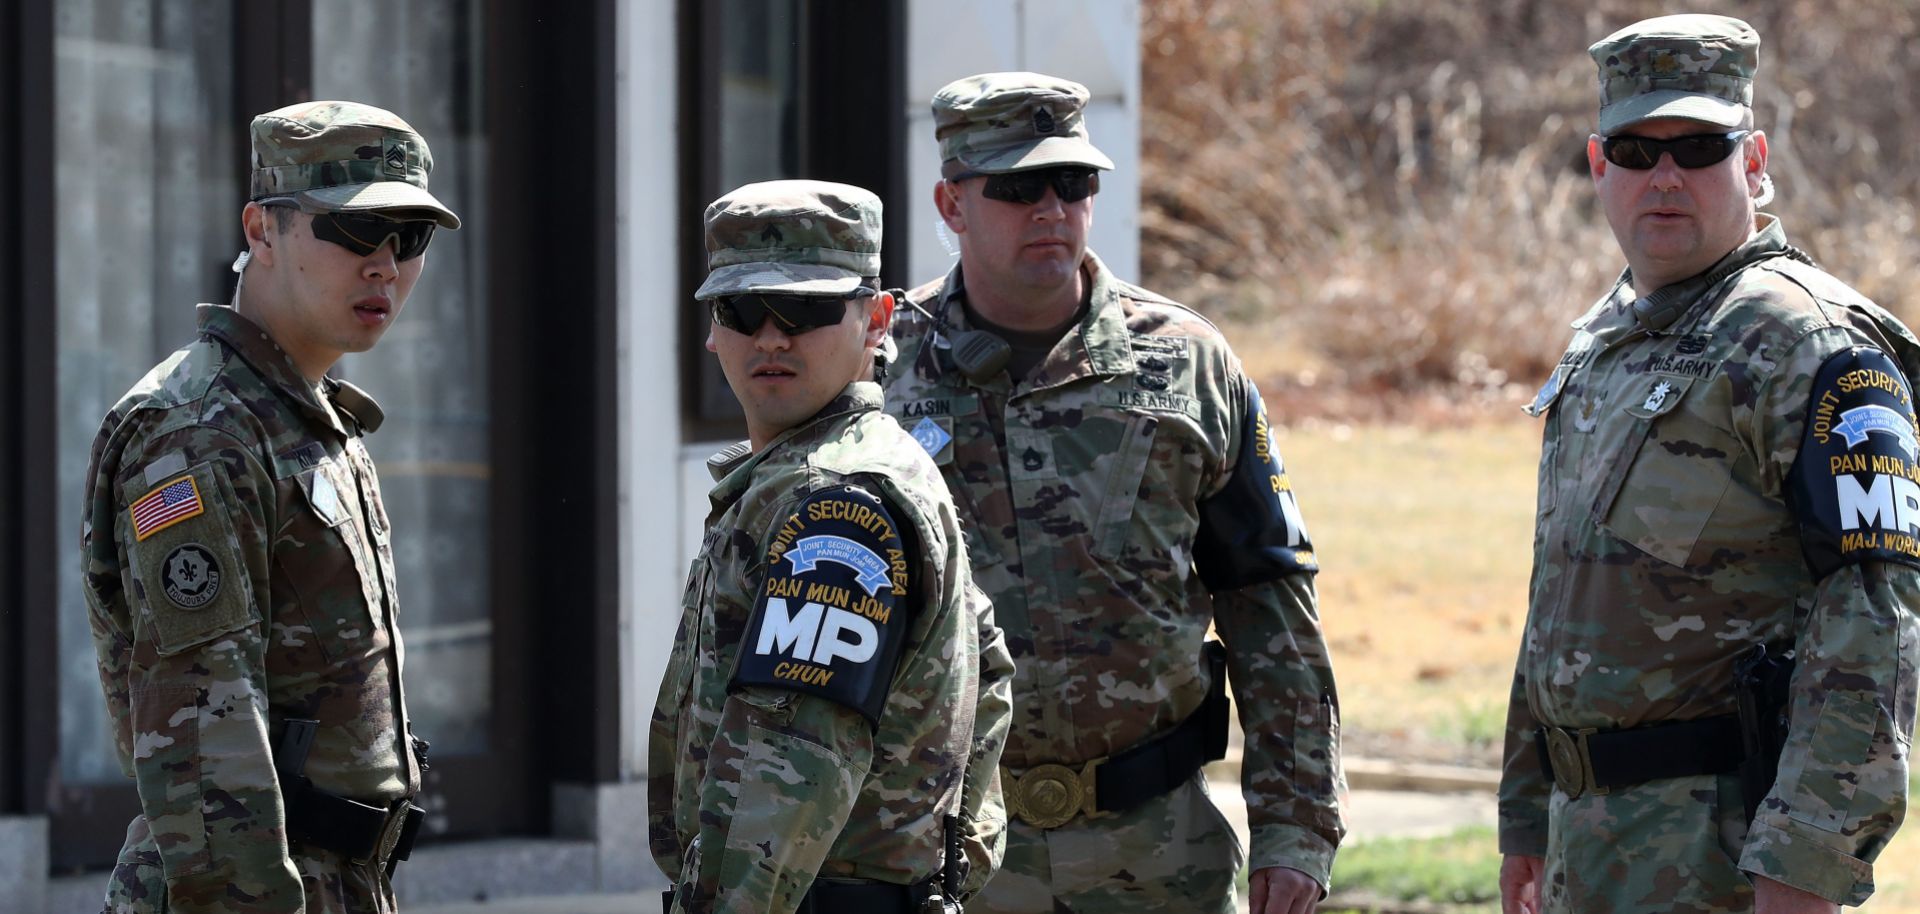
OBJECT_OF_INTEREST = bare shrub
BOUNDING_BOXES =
[1142,0,1920,423]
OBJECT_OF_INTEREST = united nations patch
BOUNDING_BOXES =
[1788,346,1920,578]
[161,543,223,609]
[732,485,914,725]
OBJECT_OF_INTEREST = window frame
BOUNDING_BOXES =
[678,0,909,442]
[5,0,623,868]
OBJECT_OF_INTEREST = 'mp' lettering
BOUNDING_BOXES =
[755,598,878,666]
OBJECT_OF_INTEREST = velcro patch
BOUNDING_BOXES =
[731,485,913,726]
[130,475,205,541]
[1788,346,1920,578]
[129,461,255,654]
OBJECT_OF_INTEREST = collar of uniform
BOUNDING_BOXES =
[706,381,883,500]
[1626,214,1791,335]
[197,304,351,438]
[933,251,1135,392]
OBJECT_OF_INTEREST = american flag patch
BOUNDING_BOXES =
[130,475,205,541]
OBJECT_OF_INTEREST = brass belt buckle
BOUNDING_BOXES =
[1544,727,1606,799]
[1007,757,1105,829]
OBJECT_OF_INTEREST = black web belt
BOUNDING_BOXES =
[1004,641,1232,828]
[664,876,938,913]
[1534,714,1746,799]
[275,718,424,875]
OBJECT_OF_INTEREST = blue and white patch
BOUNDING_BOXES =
[731,485,913,726]
[1788,346,1920,578]
[910,416,952,458]
[785,535,894,596]
[1833,404,1919,459]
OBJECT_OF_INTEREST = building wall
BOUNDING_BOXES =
[646,0,1142,776]
[618,0,685,779]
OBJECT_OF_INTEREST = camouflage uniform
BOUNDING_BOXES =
[647,181,1015,914]
[889,257,1342,911]
[889,74,1343,913]
[85,305,421,913]
[82,101,457,914]
[1499,19,1919,911]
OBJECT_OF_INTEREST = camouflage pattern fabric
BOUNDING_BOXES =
[974,776,1241,914]
[695,179,881,300]
[647,382,1015,913]
[1589,14,1758,134]
[932,72,1115,175]
[1499,216,1920,910]
[249,100,460,228]
[885,252,1345,907]
[83,304,418,913]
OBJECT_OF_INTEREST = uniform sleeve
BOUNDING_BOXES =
[673,485,914,914]
[1201,373,1345,887]
[83,424,300,913]
[1736,329,1920,905]
[957,577,1014,898]
[1496,661,1551,856]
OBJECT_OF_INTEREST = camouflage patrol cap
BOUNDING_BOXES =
[695,180,882,300]
[249,100,460,228]
[933,72,1115,175]
[1590,14,1759,135]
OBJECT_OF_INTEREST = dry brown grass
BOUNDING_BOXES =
[1142,0,1920,422]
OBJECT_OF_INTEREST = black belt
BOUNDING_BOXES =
[1004,642,1231,828]
[1534,714,1746,799]
[274,718,423,875]
[663,877,938,913]
[283,779,424,875]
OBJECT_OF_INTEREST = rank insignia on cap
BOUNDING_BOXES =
[130,475,205,541]
[1033,107,1055,134]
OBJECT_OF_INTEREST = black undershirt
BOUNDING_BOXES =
[963,301,1089,382]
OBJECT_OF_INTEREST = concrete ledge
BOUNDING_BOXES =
[394,838,600,905]
[552,781,656,892]
[1344,758,1502,793]
[51,873,103,914]
[1,816,49,914]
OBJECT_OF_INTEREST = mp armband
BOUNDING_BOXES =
[1786,346,1920,578]
[1194,383,1318,591]
[730,485,913,727]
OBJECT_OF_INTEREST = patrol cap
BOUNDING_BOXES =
[1590,14,1759,136]
[248,100,461,229]
[933,72,1115,176]
[696,180,882,301]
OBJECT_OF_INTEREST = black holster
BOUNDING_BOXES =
[1733,643,1795,826]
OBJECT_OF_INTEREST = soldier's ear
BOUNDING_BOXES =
[1586,135,1607,182]
[934,181,966,234]
[242,202,276,267]
[864,291,895,347]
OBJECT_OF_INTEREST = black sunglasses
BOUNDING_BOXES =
[1601,130,1750,170]
[953,166,1101,204]
[710,289,873,336]
[265,202,437,261]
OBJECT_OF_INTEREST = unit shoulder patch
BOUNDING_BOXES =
[127,460,255,654]
[1788,346,1920,578]
[731,485,914,726]
[1194,382,1317,590]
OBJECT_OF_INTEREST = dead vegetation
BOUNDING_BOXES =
[1141,0,1920,425]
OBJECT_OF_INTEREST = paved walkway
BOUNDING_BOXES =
[402,762,1499,913]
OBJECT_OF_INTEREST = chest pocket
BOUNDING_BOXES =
[1090,412,1162,561]
[1596,374,1742,567]
[282,455,384,661]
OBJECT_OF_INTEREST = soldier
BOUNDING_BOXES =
[1497,14,1920,914]
[646,180,1015,914]
[884,73,1344,913]
[82,101,459,912]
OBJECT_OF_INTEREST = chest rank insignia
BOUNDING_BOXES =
[1643,380,1674,413]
